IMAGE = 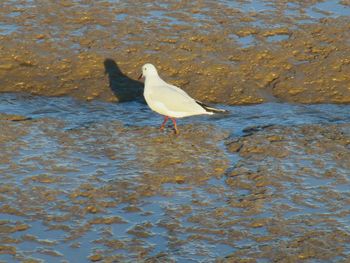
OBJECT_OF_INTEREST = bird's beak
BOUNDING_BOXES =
[138,73,143,80]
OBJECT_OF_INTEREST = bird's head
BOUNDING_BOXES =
[138,63,158,80]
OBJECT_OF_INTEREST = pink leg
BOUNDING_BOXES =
[160,116,169,131]
[170,118,179,134]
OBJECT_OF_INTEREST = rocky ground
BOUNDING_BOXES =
[0,0,349,104]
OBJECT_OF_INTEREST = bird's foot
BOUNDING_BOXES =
[170,117,179,135]
[160,116,169,132]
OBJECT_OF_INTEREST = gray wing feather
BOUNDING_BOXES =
[151,84,203,113]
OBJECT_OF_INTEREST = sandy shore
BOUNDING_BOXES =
[1,1,350,261]
[0,0,349,104]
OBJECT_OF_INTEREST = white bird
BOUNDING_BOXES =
[138,63,227,134]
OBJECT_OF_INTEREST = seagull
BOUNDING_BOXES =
[138,63,227,134]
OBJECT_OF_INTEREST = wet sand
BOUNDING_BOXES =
[0,0,349,104]
[1,0,350,262]
[0,94,350,262]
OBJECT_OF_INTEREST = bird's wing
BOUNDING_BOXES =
[150,82,204,114]
[166,83,191,97]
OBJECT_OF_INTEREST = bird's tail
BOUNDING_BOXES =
[195,100,229,114]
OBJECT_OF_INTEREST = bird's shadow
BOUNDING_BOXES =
[104,58,144,102]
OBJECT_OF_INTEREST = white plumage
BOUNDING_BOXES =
[139,63,227,134]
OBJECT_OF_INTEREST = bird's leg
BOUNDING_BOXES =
[160,116,169,131]
[170,118,179,134]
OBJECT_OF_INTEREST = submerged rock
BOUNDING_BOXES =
[0,113,31,121]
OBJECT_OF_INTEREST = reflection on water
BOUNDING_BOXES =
[0,93,350,262]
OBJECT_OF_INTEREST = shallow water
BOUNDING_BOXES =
[2,0,350,44]
[0,93,350,262]
[1,0,350,261]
